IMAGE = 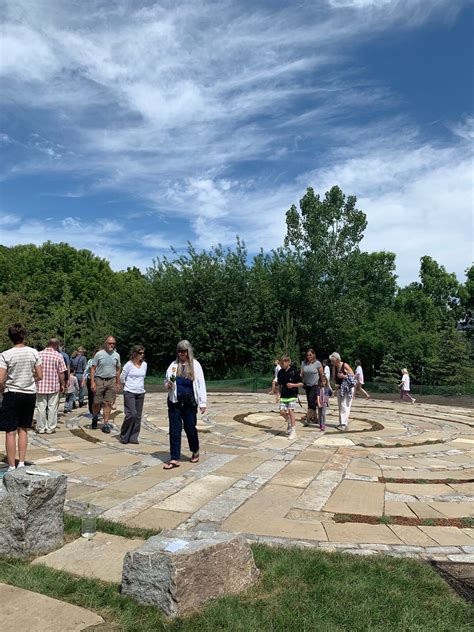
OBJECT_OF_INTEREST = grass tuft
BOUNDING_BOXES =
[64,513,161,540]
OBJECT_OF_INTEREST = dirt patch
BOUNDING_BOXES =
[432,562,474,602]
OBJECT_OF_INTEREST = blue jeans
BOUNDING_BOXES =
[318,407,327,427]
[168,400,199,461]
[64,392,76,412]
[75,373,85,405]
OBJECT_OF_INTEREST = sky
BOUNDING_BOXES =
[0,0,473,286]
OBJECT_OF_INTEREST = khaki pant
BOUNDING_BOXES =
[36,392,60,433]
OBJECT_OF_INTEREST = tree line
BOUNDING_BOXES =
[0,186,472,385]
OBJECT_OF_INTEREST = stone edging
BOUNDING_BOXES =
[242,533,474,563]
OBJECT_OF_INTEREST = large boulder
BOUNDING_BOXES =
[121,531,259,617]
[0,468,67,557]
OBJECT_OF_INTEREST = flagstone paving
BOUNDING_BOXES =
[4,392,473,562]
[0,583,104,631]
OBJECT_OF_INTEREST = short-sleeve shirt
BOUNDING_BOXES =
[0,346,42,393]
[401,374,410,391]
[92,349,121,379]
[355,365,364,384]
[301,360,322,387]
[37,347,66,394]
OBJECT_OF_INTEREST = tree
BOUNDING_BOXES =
[437,328,473,386]
[374,352,401,384]
[274,308,299,364]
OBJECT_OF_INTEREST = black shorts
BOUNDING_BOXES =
[0,391,36,432]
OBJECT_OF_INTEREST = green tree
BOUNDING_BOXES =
[436,328,473,386]
[274,308,299,364]
[374,352,401,384]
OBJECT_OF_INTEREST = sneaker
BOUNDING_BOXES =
[320,425,326,431]
[286,423,292,435]
[336,424,345,431]
[101,423,111,434]
[91,417,98,429]
[412,399,416,404]
[288,428,296,440]
[7,466,15,472]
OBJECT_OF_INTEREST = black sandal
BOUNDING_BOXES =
[190,453,200,463]
[163,461,180,470]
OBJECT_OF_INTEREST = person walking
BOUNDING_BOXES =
[301,348,323,425]
[316,374,333,431]
[81,348,99,416]
[70,347,87,407]
[354,359,370,400]
[277,355,303,440]
[269,359,281,404]
[323,359,331,383]
[119,345,147,444]
[58,341,70,384]
[0,324,43,470]
[399,368,416,404]
[90,336,121,432]
[35,338,66,434]
[163,340,207,469]
[329,352,356,431]
[64,367,79,413]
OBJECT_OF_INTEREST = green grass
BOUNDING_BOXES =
[64,513,161,540]
[0,545,472,631]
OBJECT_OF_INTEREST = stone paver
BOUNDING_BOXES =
[0,583,103,631]
[323,480,385,516]
[419,527,474,546]
[324,523,403,545]
[156,474,236,513]
[32,532,144,583]
[388,525,438,546]
[222,484,327,541]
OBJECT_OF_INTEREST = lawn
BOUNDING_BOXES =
[0,544,471,631]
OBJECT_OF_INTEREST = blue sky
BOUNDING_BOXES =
[0,0,473,285]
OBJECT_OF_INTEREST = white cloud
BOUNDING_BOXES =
[0,0,472,284]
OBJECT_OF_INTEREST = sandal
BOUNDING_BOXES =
[190,453,200,463]
[163,461,180,470]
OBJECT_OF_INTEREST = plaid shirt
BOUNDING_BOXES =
[37,347,66,394]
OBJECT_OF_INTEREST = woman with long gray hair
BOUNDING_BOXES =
[329,352,356,431]
[163,340,207,469]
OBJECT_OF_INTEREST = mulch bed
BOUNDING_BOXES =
[333,513,473,528]
[379,477,474,484]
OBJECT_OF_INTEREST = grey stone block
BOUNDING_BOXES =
[121,531,259,617]
[0,468,67,558]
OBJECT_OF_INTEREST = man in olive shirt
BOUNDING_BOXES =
[90,336,121,432]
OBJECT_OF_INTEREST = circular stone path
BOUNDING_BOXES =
[22,393,474,561]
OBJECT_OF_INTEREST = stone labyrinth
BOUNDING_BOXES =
[26,393,473,561]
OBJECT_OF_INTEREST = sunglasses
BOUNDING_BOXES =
[138,351,145,355]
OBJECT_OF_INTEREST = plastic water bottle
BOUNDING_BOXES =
[81,505,96,539]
